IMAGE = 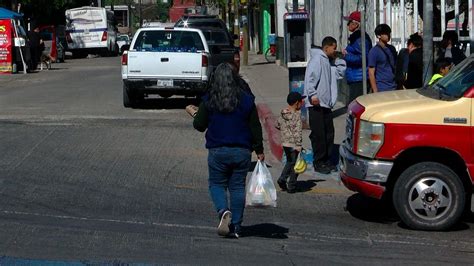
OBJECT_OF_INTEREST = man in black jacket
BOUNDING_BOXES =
[404,33,423,89]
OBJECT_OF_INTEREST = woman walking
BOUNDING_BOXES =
[192,63,265,238]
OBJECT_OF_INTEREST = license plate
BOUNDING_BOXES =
[157,79,173,87]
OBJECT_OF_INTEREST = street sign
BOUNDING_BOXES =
[0,19,12,74]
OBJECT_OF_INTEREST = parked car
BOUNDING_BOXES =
[199,27,240,72]
[116,34,130,54]
[175,15,240,72]
[339,55,474,231]
[121,27,210,107]
[174,15,227,30]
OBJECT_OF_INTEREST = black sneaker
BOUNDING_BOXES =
[217,210,232,236]
[277,179,288,191]
[314,164,331,174]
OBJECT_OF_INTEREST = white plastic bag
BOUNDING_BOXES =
[246,160,277,207]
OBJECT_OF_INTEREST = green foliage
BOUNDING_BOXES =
[156,1,170,22]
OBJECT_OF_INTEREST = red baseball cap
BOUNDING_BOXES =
[344,11,361,23]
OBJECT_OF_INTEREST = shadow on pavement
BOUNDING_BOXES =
[240,223,289,239]
[332,106,348,118]
[251,62,274,66]
[296,179,323,192]
[135,97,201,110]
[345,193,399,224]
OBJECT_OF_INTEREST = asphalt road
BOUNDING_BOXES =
[0,57,473,264]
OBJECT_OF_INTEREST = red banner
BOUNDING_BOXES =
[0,19,12,74]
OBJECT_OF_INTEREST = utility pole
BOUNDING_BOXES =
[423,0,433,86]
[361,1,367,94]
[139,0,143,27]
[242,5,248,66]
[233,0,239,47]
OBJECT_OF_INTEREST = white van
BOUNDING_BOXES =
[65,6,119,57]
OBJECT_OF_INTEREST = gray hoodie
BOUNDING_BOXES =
[303,48,347,109]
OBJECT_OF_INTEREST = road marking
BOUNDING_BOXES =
[0,209,472,250]
[0,209,216,231]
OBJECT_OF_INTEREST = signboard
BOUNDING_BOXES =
[0,19,12,74]
[284,12,309,20]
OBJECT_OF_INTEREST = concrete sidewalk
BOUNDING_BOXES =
[240,53,349,194]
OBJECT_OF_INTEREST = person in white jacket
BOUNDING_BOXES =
[303,36,347,174]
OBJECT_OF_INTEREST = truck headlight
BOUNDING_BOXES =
[357,120,384,158]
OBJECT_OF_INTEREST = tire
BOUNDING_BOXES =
[393,162,465,231]
[123,83,136,108]
[264,47,276,63]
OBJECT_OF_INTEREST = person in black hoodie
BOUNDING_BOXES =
[27,26,41,71]
[404,33,423,89]
[438,30,466,66]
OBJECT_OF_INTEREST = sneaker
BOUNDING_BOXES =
[314,164,331,175]
[217,210,232,236]
[277,179,288,191]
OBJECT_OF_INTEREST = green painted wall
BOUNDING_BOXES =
[260,0,272,53]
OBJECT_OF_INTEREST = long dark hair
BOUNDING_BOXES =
[206,63,241,113]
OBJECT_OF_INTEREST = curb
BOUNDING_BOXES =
[256,103,283,161]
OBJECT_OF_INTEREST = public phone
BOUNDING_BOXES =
[284,12,311,127]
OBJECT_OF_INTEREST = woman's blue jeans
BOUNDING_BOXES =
[208,147,251,228]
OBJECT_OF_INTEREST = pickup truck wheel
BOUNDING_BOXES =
[393,162,465,231]
[123,84,136,108]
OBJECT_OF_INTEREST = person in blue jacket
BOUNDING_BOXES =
[342,11,373,102]
[193,63,264,238]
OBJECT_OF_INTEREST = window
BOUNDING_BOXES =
[133,30,205,52]
[435,59,474,98]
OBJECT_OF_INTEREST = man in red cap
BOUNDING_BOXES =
[342,11,372,103]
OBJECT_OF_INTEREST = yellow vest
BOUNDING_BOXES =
[429,74,444,85]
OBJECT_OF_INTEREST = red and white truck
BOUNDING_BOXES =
[339,55,474,230]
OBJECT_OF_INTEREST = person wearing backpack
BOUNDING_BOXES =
[368,24,397,92]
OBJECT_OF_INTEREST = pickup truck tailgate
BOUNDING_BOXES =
[127,51,203,79]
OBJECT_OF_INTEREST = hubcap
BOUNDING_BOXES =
[408,177,452,220]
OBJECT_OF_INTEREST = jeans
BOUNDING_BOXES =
[308,106,334,166]
[208,147,251,229]
[279,147,299,190]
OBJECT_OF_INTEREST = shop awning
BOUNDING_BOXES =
[0,7,23,19]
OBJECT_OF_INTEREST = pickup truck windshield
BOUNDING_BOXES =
[133,30,205,52]
[418,57,474,99]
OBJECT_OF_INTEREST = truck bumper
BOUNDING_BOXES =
[339,142,393,199]
[124,79,208,95]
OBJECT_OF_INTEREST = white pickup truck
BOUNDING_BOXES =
[121,27,210,107]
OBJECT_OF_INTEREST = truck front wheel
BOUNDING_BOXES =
[393,162,465,231]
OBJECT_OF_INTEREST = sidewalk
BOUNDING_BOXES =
[240,52,350,194]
